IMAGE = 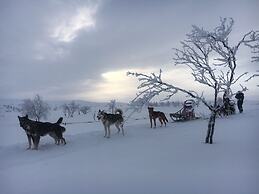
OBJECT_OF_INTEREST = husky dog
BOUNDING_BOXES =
[97,109,124,138]
[148,107,168,128]
[18,115,66,150]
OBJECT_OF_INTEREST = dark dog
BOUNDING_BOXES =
[18,115,66,150]
[97,109,124,138]
[148,107,168,128]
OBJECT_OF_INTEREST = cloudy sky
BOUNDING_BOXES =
[1,0,259,102]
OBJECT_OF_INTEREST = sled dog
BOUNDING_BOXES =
[18,115,66,150]
[148,107,168,128]
[97,109,124,138]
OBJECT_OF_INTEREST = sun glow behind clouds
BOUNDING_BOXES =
[81,68,157,102]
[51,6,97,42]
[84,70,136,102]
[83,67,212,102]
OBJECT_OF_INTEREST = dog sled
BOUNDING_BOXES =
[218,99,235,116]
[169,100,198,121]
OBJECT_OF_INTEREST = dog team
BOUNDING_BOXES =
[18,107,167,150]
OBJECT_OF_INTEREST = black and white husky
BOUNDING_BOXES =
[18,115,66,150]
[97,109,124,138]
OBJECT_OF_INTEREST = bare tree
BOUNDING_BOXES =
[107,99,116,113]
[69,101,79,117]
[245,31,259,62]
[21,94,50,121]
[128,18,258,144]
[61,103,69,117]
[62,101,79,118]
[80,106,91,115]
[245,34,259,85]
[21,99,35,118]
[186,18,258,97]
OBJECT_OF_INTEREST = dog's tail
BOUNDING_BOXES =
[115,108,123,116]
[56,117,63,125]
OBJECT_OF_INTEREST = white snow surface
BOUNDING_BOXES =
[0,101,258,194]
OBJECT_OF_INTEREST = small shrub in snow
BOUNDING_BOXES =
[20,94,50,121]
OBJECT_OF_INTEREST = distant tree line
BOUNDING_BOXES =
[148,101,182,107]
[62,101,91,118]
[2,105,21,112]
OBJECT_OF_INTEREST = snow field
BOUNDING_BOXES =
[0,101,258,194]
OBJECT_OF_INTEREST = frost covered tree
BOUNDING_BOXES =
[21,94,50,121]
[128,18,258,144]
[79,106,91,115]
[245,32,259,62]
[21,99,34,117]
[62,101,79,118]
[62,104,69,117]
[184,18,258,97]
[245,34,259,86]
[107,99,116,113]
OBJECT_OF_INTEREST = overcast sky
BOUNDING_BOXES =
[0,0,258,102]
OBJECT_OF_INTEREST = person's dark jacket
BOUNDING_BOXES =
[235,92,244,102]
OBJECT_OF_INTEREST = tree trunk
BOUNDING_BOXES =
[205,84,218,144]
[205,111,216,144]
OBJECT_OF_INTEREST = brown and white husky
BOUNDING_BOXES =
[148,107,168,128]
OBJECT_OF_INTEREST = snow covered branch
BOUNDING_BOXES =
[243,30,259,62]
[173,37,218,89]
[127,70,211,111]
[185,18,258,93]
[245,70,259,87]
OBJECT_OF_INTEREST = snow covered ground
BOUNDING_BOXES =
[0,101,258,194]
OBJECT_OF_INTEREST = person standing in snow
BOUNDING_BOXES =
[235,91,244,113]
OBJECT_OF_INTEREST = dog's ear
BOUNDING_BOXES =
[25,115,28,118]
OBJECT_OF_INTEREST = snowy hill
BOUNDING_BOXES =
[0,100,258,194]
